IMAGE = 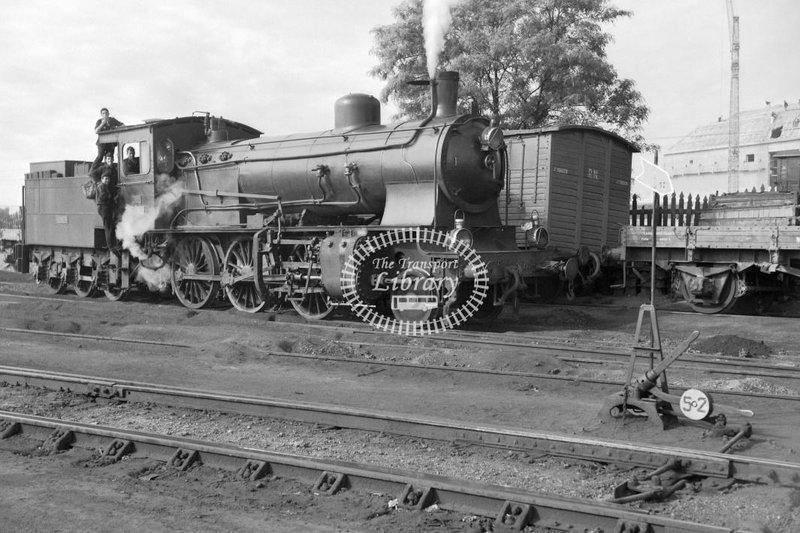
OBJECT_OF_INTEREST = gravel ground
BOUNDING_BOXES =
[1,385,799,532]
[2,268,800,531]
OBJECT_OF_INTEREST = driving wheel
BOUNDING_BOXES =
[171,236,221,309]
[74,256,98,298]
[288,244,332,320]
[223,237,266,313]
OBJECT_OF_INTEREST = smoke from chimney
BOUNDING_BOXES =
[423,0,461,79]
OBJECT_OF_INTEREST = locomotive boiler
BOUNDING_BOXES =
[23,71,600,324]
[198,71,506,228]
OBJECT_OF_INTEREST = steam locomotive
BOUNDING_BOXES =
[20,72,634,323]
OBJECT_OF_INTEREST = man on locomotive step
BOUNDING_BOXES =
[91,107,123,171]
[90,152,118,188]
[95,171,119,250]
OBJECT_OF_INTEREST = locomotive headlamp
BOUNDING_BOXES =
[449,211,474,247]
[479,126,505,151]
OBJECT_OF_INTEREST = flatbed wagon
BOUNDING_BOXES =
[619,190,800,313]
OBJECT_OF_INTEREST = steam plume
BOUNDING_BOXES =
[115,175,184,289]
[423,0,461,78]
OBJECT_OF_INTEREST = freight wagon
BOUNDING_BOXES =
[619,189,800,313]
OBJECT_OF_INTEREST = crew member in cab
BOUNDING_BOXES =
[123,146,140,174]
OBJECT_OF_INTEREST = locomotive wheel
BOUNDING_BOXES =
[291,292,333,320]
[45,260,67,294]
[223,237,266,313]
[288,244,332,320]
[171,236,221,309]
[73,257,98,298]
[679,271,738,314]
[470,284,503,320]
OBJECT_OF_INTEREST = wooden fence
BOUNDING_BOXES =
[629,192,710,227]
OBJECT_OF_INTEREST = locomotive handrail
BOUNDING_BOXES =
[218,118,489,164]
[169,203,280,229]
[229,123,436,146]
[118,179,154,187]
[182,189,280,201]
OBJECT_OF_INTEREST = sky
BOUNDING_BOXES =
[1,0,799,209]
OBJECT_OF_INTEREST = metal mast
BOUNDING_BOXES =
[726,0,740,192]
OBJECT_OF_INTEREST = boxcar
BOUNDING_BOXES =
[499,126,637,296]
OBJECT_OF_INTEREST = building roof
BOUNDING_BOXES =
[666,102,800,154]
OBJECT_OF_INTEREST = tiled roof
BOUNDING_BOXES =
[666,102,800,153]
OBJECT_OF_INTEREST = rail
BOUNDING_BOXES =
[0,410,735,533]
[1,365,798,487]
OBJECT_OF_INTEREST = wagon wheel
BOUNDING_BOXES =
[288,244,332,320]
[44,259,67,294]
[73,257,98,298]
[223,237,266,313]
[574,251,602,294]
[171,236,221,309]
[104,253,129,301]
[678,270,738,314]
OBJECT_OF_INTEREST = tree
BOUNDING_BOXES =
[370,0,652,149]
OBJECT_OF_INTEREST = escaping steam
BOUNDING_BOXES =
[423,0,461,78]
[115,175,184,289]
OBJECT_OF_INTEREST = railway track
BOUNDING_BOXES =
[3,324,799,404]
[1,365,798,489]
[0,409,736,533]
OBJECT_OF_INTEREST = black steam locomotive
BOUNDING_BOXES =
[21,72,633,324]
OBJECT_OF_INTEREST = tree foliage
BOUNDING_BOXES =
[370,0,652,149]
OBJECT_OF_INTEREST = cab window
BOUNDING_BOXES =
[122,141,150,176]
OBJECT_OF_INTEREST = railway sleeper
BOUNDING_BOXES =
[104,439,135,461]
[0,412,774,531]
[42,428,74,454]
[398,484,435,510]
[312,470,347,495]
[494,501,532,532]
[168,448,201,471]
[0,420,21,439]
[237,459,271,481]
[86,383,127,400]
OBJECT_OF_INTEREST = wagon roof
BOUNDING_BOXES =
[504,124,639,153]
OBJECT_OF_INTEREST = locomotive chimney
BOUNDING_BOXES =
[435,71,459,117]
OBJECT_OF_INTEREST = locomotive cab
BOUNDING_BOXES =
[97,116,263,232]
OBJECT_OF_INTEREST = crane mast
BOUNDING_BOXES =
[726,0,740,192]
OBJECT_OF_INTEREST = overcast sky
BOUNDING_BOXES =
[1,0,798,208]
